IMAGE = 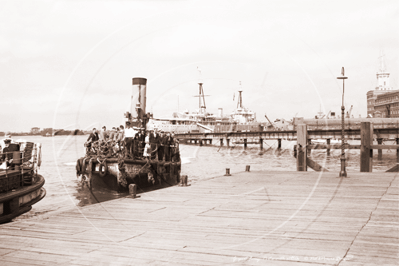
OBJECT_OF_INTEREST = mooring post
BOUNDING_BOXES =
[259,138,263,150]
[244,139,247,150]
[199,139,203,146]
[377,138,383,160]
[220,139,223,146]
[209,139,212,145]
[396,138,399,163]
[326,139,331,156]
[277,139,282,149]
[360,122,373,172]
[296,124,307,171]
[226,139,230,147]
[129,184,137,198]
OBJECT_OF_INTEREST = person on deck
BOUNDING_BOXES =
[99,126,108,142]
[143,134,151,160]
[1,138,20,169]
[163,132,173,161]
[124,123,135,157]
[149,128,160,160]
[134,129,144,158]
[87,128,99,143]
[108,127,116,141]
[132,127,140,159]
[114,128,120,141]
[85,128,99,154]
[139,129,146,153]
[158,130,166,161]
[170,132,180,162]
[116,125,124,151]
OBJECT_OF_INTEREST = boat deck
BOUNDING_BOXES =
[0,171,398,265]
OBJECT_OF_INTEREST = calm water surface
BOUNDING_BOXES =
[13,135,398,221]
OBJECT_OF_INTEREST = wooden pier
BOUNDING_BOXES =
[175,119,399,150]
[0,171,397,265]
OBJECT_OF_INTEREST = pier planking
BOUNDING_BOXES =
[0,171,398,265]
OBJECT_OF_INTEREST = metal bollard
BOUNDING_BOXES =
[224,168,231,176]
[129,184,137,198]
[245,165,250,172]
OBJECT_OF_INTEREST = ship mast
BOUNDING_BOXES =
[237,81,243,109]
[194,67,209,115]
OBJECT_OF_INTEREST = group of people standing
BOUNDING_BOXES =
[85,123,180,162]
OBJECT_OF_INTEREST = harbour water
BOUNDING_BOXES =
[13,135,398,221]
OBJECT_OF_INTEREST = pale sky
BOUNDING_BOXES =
[1,0,398,132]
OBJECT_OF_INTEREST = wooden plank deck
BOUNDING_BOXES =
[0,171,398,265]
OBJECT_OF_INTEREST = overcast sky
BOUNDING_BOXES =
[1,0,398,132]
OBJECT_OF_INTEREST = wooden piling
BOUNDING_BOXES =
[296,124,307,171]
[397,138,399,163]
[226,139,230,147]
[259,138,263,150]
[243,139,247,150]
[360,122,373,172]
[377,138,383,160]
[199,139,203,146]
[277,138,282,149]
[326,138,331,156]
[220,139,223,146]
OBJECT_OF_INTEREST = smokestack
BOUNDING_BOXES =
[218,108,223,117]
[131,77,147,118]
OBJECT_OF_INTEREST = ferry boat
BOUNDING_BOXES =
[148,81,260,133]
[0,139,45,223]
[76,77,181,192]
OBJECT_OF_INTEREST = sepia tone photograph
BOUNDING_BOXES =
[0,0,398,265]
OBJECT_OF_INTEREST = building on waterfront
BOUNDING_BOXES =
[374,90,399,118]
[367,52,398,118]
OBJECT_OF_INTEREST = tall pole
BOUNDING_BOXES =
[337,67,348,178]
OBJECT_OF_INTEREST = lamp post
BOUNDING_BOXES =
[337,67,348,178]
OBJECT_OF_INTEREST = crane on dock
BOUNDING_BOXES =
[346,105,353,118]
[265,114,275,129]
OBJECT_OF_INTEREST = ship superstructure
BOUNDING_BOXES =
[148,81,258,133]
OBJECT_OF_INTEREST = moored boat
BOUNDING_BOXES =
[0,140,45,223]
[76,77,181,192]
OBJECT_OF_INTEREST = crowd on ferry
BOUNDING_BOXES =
[85,122,180,162]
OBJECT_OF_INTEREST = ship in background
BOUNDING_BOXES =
[148,81,263,133]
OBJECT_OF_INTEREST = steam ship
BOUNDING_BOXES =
[148,81,261,133]
[76,78,181,192]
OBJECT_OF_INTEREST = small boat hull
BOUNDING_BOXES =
[0,174,46,223]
